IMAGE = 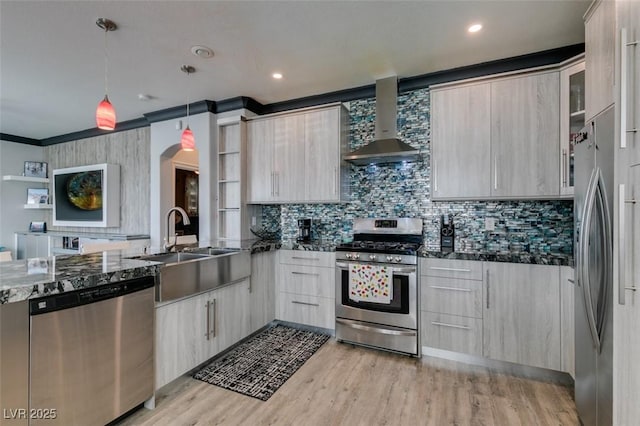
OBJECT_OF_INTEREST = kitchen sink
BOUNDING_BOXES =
[138,252,211,264]
[135,249,250,302]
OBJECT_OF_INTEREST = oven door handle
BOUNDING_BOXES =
[335,262,415,274]
[336,318,417,337]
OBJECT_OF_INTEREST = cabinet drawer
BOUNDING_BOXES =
[279,250,335,268]
[278,292,335,330]
[279,264,335,298]
[421,277,482,318]
[421,312,483,356]
[420,258,483,280]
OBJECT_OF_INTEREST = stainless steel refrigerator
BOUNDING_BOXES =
[574,106,614,426]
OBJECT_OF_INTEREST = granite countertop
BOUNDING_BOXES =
[280,240,337,252]
[0,253,160,304]
[14,231,151,240]
[418,248,573,267]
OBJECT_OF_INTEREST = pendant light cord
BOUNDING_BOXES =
[186,70,190,126]
[104,28,109,96]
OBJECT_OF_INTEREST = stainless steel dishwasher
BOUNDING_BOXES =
[29,276,155,426]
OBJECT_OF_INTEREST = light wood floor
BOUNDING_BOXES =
[117,339,579,426]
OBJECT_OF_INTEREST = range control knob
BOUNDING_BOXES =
[354,253,360,260]
[345,253,352,259]
[394,256,402,263]
[386,256,394,262]
[369,254,377,261]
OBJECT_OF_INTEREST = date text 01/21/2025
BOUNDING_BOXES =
[3,408,57,420]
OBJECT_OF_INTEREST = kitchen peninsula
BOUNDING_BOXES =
[0,253,160,426]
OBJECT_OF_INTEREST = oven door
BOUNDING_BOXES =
[335,261,417,330]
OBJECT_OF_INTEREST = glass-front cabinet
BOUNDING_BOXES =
[560,57,585,196]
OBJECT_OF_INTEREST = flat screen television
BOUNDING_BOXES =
[52,163,120,227]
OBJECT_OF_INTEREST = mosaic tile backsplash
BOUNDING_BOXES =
[260,88,574,255]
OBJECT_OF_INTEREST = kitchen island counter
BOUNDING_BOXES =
[0,253,160,304]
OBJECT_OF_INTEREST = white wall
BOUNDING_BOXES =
[150,112,217,250]
[0,141,46,256]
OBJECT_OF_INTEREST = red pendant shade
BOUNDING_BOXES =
[181,126,195,151]
[96,95,116,130]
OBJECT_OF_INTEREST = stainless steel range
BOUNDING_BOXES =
[335,218,422,356]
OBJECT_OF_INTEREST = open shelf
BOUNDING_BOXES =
[3,175,49,183]
[23,204,52,210]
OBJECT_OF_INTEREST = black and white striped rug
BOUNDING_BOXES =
[193,325,330,401]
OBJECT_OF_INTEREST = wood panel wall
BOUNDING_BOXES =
[43,128,150,235]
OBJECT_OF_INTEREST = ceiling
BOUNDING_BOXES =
[0,0,590,140]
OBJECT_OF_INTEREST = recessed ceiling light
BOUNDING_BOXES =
[191,45,214,59]
[468,23,483,33]
[272,72,283,80]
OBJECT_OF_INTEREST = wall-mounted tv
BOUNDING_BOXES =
[53,163,120,227]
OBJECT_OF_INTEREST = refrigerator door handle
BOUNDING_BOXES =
[580,168,602,352]
[594,176,613,343]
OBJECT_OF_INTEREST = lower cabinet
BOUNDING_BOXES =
[421,258,565,372]
[155,278,250,390]
[276,250,335,330]
[250,251,276,334]
[483,262,561,371]
[560,266,575,378]
[420,258,484,356]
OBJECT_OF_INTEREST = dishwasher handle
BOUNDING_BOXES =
[29,275,155,315]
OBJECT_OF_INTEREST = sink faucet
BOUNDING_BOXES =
[164,207,191,252]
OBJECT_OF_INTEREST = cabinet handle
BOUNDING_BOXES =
[334,166,338,195]
[270,172,274,196]
[210,298,216,338]
[429,285,472,292]
[428,266,471,273]
[433,158,438,193]
[620,28,639,149]
[275,172,279,196]
[618,184,638,304]
[562,149,567,187]
[292,256,320,261]
[205,301,211,340]
[291,300,319,307]
[493,155,498,190]
[431,321,471,330]
[291,271,320,276]
[486,270,490,309]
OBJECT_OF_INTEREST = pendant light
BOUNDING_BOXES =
[180,65,196,151]
[96,18,117,131]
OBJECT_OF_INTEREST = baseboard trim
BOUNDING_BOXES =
[422,346,574,386]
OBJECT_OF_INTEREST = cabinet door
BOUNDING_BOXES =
[614,162,640,425]
[618,0,640,164]
[483,262,561,370]
[585,0,615,122]
[155,292,210,389]
[250,251,276,334]
[560,60,585,196]
[431,83,491,199]
[273,114,305,202]
[491,72,560,198]
[305,108,341,202]
[212,280,250,355]
[247,119,275,203]
[560,266,575,377]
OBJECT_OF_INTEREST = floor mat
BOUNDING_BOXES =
[193,324,330,401]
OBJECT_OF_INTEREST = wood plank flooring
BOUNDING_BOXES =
[117,339,579,426]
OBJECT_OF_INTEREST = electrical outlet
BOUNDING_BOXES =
[251,216,257,226]
[176,120,182,130]
[485,217,496,231]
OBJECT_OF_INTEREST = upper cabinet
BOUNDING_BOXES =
[560,58,586,196]
[585,0,615,122]
[247,104,349,204]
[491,71,560,198]
[431,70,560,200]
[431,83,492,199]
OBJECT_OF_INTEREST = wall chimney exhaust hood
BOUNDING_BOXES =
[343,76,420,165]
